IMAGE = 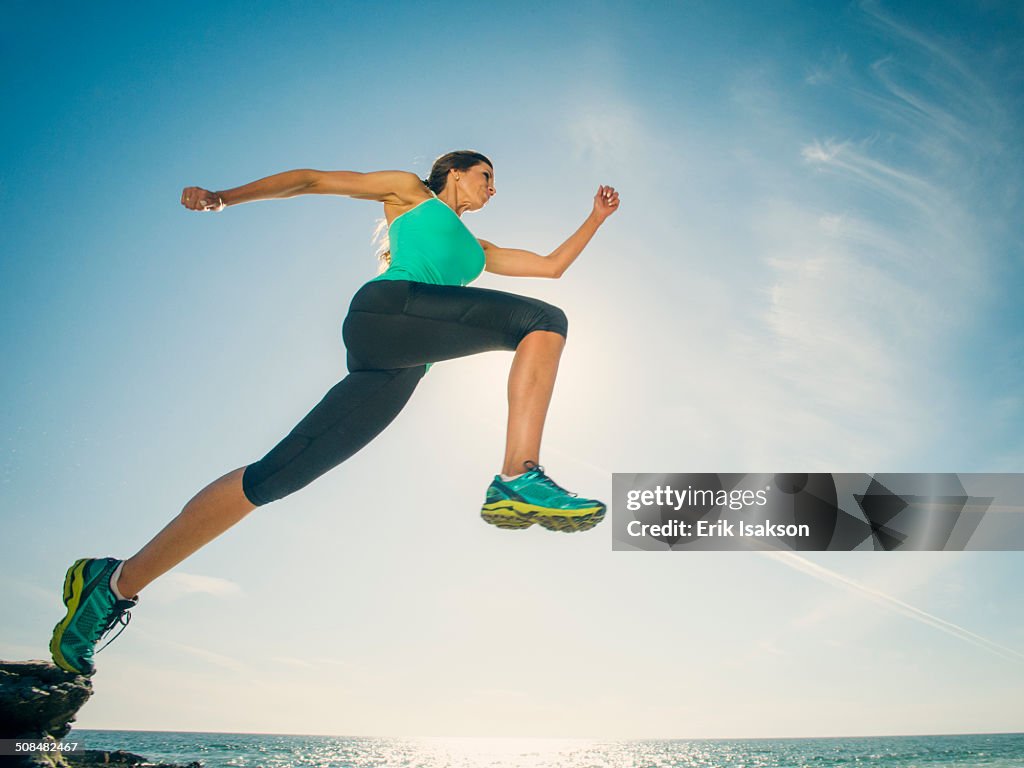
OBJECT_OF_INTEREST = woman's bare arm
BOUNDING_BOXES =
[482,185,620,278]
[180,170,427,211]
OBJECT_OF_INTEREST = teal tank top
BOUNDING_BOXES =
[372,197,486,287]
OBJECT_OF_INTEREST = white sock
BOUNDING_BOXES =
[109,561,129,601]
[500,472,526,481]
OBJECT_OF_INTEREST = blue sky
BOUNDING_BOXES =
[2,1,1023,739]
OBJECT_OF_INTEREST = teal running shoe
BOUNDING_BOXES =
[50,558,137,675]
[480,463,606,533]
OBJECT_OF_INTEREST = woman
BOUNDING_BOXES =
[50,150,620,676]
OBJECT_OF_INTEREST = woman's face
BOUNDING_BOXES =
[452,163,496,210]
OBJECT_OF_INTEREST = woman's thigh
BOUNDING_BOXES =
[343,280,568,371]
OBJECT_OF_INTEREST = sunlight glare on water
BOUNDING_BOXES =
[211,735,693,768]
[70,731,1024,768]
[363,737,618,768]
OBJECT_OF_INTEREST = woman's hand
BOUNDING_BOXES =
[592,185,620,223]
[181,186,225,211]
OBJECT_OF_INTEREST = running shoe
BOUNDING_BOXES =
[480,463,606,533]
[50,558,137,675]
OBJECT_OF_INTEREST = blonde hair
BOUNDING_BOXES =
[373,217,391,270]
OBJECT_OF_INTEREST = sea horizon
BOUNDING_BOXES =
[67,729,1024,768]
[70,727,1024,741]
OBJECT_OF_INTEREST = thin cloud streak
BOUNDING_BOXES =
[766,551,1024,664]
[857,2,1005,160]
[131,628,252,674]
[869,59,972,146]
[144,572,244,604]
[801,139,948,220]
[860,0,995,97]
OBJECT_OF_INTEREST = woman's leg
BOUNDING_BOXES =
[346,281,603,532]
[116,468,251,597]
[502,330,564,475]
[486,331,604,532]
[52,362,424,674]
[117,366,425,597]
[52,468,258,672]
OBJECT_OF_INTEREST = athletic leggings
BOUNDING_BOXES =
[241,279,568,506]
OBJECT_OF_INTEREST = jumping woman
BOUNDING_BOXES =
[50,150,620,676]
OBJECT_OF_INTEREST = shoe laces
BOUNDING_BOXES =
[95,602,134,655]
[523,461,577,497]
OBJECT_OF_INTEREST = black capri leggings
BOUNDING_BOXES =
[241,280,568,506]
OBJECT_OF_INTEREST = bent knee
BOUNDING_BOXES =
[523,302,568,341]
[545,304,568,338]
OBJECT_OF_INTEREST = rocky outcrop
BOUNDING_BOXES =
[0,661,91,742]
[0,661,197,768]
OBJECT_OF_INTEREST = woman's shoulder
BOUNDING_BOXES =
[391,171,432,198]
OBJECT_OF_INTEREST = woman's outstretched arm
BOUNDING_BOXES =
[481,185,620,278]
[180,170,427,211]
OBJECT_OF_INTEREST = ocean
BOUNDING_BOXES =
[67,730,1024,767]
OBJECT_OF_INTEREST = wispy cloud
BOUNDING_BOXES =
[143,572,243,604]
[854,1,1007,171]
[131,627,251,674]
[737,1,1014,467]
[567,105,642,166]
[272,656,315,669]
[800,138,949,219]
[6,579,58,603]
[766,552,1024,664]
[564,91,675,177]
[806,49,850,86]
[272,655,352,670]
[860,0,997,102]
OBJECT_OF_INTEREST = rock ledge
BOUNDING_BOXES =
[1,660,197,768]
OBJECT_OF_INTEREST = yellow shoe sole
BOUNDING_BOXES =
[480,500,606,533]
[50,559,89,674]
